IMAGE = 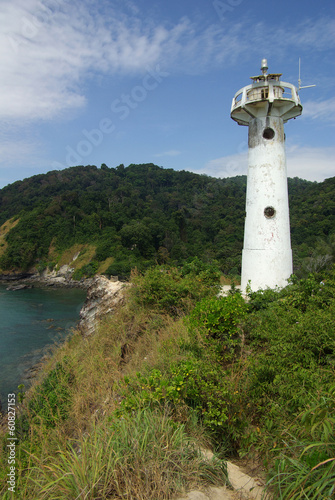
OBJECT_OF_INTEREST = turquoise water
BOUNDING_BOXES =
[0,285,86,404]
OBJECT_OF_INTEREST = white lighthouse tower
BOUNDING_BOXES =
[231,59,302,292]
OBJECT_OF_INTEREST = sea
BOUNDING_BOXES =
[0,284,86,406]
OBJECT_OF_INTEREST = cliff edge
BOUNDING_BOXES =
[77,275,127,336]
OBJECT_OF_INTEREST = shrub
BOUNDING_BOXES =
[72,261,98,280]
[120,359,247,453]
[247,287,281,311]
[187,293,248,357]
[180,257,221,286]
[130,265,219,316]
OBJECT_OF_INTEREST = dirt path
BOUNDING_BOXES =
[175,456,269,500]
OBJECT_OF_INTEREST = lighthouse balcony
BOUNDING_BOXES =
[230,80,302,126]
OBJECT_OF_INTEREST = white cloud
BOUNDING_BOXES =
[0,0,334,123]
[200,152,248,179]
[286,145,335,182]
[0,0,174,121]
[302,98,335,123]
[200,146,335,182]
[0,133,48,187]
[0,136,41,166]
[284,18,335,51]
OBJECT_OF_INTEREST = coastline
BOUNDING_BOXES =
[0,272,93,290]
[0,274,126,415]
[0,279,89,416]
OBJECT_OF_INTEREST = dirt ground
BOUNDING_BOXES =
[175,452,269,500]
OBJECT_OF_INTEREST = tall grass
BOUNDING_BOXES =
[4,408,227,500]
[265,389,335,499]
[1,264,334,499]
[266,444,335,499]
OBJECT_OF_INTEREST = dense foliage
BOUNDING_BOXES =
[0,163,334,276]
[116,266,335,497]
[0,262,334,498]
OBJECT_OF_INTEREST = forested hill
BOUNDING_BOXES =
[0,163,334,278]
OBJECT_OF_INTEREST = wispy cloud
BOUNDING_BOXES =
[286,145,335,181]
[200,146,335,182]
[0,133,47,187]
[0,0,334,123]
[284,17,335,51]
[200,152,248,179]
[302,98,335,123]
[0,0,174,121]
[0,136,42,166]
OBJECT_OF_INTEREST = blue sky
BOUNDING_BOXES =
[0,0,334,188]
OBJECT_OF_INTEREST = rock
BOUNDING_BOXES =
[174,452,269,500]
[78,275,127,336]
[6,283,33,291]
[177,492,211,500]
[21,272,91,289]
[226,462,267,499]
[40,268,57,279]
[50,276,66,284]
[0,273,34,281]
[57,265,74,278]
[175,486,238,500]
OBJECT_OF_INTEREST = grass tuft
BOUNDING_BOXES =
[8,409,227,500]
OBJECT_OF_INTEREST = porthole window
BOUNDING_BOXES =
[263,127,275,140]
[264,206,276,218]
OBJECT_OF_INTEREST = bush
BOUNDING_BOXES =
[120,358,247,453]
[2,264,334,498]
[180,257,221,286]
[130,265,219,316]
[72,261,99,280]
[247,287,281,311]
[187,293,248,358]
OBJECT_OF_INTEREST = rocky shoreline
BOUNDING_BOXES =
[0,267,98,290]
[1,271,127,335]
[0,273,126,416]
[77,275,127,336]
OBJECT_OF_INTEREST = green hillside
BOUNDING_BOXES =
[1,263,334,498]
[0,163,334,277]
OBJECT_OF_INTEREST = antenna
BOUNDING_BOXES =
[298,58,316,91]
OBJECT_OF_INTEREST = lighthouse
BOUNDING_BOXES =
[231,59,302,292]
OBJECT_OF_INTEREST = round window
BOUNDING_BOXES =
[264,206,276,218]
[263,127,275,140]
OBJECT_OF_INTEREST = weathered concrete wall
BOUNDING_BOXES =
[241,115,292,292]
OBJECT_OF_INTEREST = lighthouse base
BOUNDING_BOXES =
[241,248,293,293]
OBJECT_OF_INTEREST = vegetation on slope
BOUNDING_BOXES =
[1,260,334,499]
[0,163,334,278]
